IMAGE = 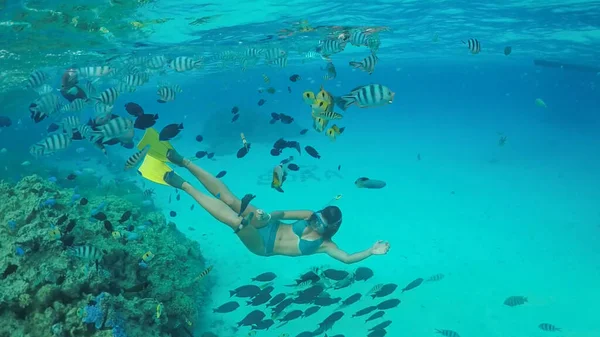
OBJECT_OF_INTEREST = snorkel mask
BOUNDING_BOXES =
[309,209,342,234]
[309,211,327,234]
[310,194,343,234]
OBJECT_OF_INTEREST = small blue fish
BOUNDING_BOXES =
[15,246,25,256]
[7,220,16,231]
[142,220,152,226]
[126,232,140,241]
[48,176,57,183]
[138,260,148,269]
[91,202,106,216]
[71,194,81,203]
[41,199,56,207]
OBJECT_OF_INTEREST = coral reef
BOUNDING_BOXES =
[0,175,210,337]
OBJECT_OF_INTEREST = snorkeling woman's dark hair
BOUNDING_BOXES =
[321,205,342,240]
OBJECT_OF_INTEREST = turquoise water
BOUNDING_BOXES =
[1,1,600,337]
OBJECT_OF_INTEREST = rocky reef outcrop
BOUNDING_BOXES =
[0,175,211,337]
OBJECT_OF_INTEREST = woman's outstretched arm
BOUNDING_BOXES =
[319,240,390,264]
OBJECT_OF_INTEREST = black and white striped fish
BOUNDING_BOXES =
[311,109,343,121]
[94,87,120,105]
[26,70,48,89]
[349,53,378,74]
[367,36,381,52]
[462,38,481,54]
[34,94,62,114]
[117,82,137,93]
[128,56,150,66]
[146,55,168,69]
[124,145,150,170]
[91,117,133,142]
[61,98,87,112]
[93,102,113,118]
[338,84,395,111]
[171,84,182,93]
[67,245,103,261]
[169,56,202,72]
[29,133,72,157]
[538,323,561,332]
[76,124,93,139]
[157,86,177,103]
[29,94,62,123]
[316,39,347,57]
[122,72,150,88]
[33,84,54,96]
[61,116,81,130]
[263,48,286,60]
[303,51,324,62]
[269,56,288,68]
[116,64,142,78]
[349,30,371,47]
[219,50,241,61]
[81,79,98,98]
[78,66,113,77]
[244,48,264,59]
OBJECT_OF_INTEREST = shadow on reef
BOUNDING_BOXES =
[0,175,212,337]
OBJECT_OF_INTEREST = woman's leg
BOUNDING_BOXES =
[167,150,258,217]
[182,182,265,253]
[181,182,241,230]
[185,162,256,214]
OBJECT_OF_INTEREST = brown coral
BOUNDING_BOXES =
[0,175,211,337]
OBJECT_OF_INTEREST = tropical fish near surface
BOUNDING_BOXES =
[271,163,287,193]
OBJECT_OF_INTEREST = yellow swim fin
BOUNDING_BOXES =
[137,154,173,186]
[136,128,173,162]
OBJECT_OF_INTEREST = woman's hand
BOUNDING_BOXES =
[370,240,390,255]
[256,209,272,222]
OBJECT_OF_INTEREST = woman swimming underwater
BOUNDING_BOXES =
[136,128,390,263]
